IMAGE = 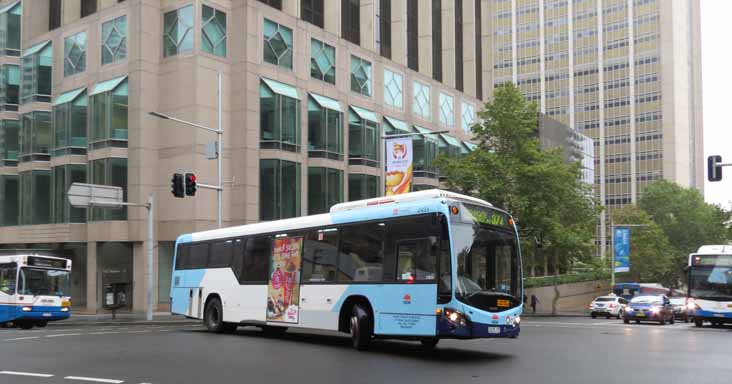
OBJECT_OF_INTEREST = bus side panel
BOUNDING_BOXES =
[0,291,14,323]
[171,269,205,317]
[198,269,267,323]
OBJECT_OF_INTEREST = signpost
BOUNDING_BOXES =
[68,183,155,321]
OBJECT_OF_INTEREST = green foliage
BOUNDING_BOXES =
[524,272,610,289]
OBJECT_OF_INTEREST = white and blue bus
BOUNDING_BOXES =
[0,254,72,329]
[171,190,523,349]
[688,245,732,327]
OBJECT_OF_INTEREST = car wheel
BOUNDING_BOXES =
[420,338,439,349]
[350,304,372,351]
[617,312,622,320]
[684,315,689,323]
[606,314,611,319]
[694,319,703,327]
[623,318,630,324]
[591,313,597,319]
[635,320,641,324]
[35,321,48,328]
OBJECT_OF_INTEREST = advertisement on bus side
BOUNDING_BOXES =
[267,237,303,323]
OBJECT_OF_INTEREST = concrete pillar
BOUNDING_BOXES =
[418,0,433,78]
[360,0,376,52]
[132,241,146,314]
[324,0,341,36]
[85,241,97,314]
[391,0,407,66]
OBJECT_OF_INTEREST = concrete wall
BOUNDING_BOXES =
[525,280,611,314]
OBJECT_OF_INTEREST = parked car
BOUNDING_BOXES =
[623,295,675,325]
[589,296,628,319]
[669,297,690,322]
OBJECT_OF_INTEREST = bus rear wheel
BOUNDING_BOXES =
[35,321,47,328]
[204,298,236,333]
[420,338,439,349]
[350,304,372,351]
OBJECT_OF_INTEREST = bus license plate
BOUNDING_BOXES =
[636,312,644,317]
[42,313,52,317]
[488,327,501,334]
[713,314,725,318]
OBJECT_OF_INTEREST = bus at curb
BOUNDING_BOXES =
[687,245,732,327]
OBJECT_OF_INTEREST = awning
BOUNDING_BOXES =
[53,87,86,106]
[463,141,478,152]
[412,125,439,141]
[90,75,127,96]
[309,93,341,112]
[0,1,20,14]
[440,133,463,147]
[383,116,409,133]
[349,105,378,123]
[21,40,50,58]
[261,77,300,100]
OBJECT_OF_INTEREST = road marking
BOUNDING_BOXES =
[126,330,151,334]
[3,336,41,341]
[0,370,54,378]
[46,333,83,338]
[89,331,121,335]
[64,376,124,383]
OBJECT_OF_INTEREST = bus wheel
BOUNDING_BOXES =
[18,322,33,330]
[35,321,48,328]
[204,297,226,333]
[420,338,439,349]
[350,304,372,351]
[262,326,287,336]
[694,319,703,327]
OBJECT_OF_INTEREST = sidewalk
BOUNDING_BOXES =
[48,312,200,327]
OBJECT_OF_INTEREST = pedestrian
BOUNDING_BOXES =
[530,294,540,314]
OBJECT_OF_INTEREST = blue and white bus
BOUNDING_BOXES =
[0,254,72,329]
[171,189,523,350]
[688,245,732,327]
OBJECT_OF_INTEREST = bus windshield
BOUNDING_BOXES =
[18,268,71,297]
[690,266,732,301]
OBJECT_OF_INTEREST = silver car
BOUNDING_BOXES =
[589,296,628,319]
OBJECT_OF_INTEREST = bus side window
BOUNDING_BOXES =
[0,262,16,295]
[338,223,385,282]
[209,240,233,268]
[174,244,191,270]
[189,242,210,269]
[232,239,246,283]
[243,236,270,283]
[396,238,437,282]
[302,229,339,283]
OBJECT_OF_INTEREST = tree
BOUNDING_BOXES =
[434,84,602,275]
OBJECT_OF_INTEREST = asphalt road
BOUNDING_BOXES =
[1,317,731,384]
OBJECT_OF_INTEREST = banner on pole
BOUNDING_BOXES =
[384,137,413,195]
[613,227,630,273]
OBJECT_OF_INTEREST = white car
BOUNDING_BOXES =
[589,296,628,319]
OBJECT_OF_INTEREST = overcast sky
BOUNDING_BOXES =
[701,1,732,209]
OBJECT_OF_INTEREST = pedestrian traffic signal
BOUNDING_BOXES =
[171,173,184,198]
[708,155,723,182]
[185,173,197,196]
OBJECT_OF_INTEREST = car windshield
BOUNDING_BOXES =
[595,297,615,302]
[18,268,70,297]
[689,266,732,300]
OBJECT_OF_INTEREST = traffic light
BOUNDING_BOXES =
[185,173,197,196]
[171,173,184,198]
[708,155,723,182]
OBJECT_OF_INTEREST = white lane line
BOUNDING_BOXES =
[0,370,54,378]
[64,376,124,383]
[3,336,41,341]
[126,330,151,334]
[88,331,121,335]
[45,333,83,338]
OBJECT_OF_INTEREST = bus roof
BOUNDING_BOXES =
[329,189,492,213]
[693,245,732,255]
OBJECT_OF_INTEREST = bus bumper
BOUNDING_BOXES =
[14,306,71,321]
[437,316,521,339]
[691,310,732,323]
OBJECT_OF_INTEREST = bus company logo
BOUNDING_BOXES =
[492,314,499,320]
[403,294,411,304]
[391,143,407,159]
[393,208,399,216]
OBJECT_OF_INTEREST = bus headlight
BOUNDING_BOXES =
[21,306,32,312]
[444,308,467,327]
[61,300,71,308]
[513,316,521,327]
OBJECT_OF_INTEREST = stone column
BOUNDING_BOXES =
[85,241,97,314]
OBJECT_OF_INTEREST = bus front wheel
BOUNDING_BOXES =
[350,304,372,351]
[694,319,703,327]
[204,297,236,333]
[18,321,33,330]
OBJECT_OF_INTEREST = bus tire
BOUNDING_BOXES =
[204,297,228,333]
[18,321,33,330]
[350,304,372,351]
[694,319,703,327]
[35,321,48,328]
[420,338,439,349]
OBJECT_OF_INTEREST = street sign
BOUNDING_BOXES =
[613,227,631,273]
[67,183,124,208]
[206,141,218,160]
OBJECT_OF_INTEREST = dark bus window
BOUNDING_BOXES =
[174,243,190,270]
[302,228,339,283]
[232,238,246,282]
[396,238,438,281]
[189,242,210,269]
[338,222,385,282]
[243,236,270,283]
[0,262,17,295]
[209,240,233,268]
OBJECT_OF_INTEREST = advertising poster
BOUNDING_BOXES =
[267,237,303,323]
[613,227,630,273]
[384,137,413,195]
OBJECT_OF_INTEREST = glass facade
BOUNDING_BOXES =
[0,64,19,111]
[89,158,128,221]
[20,111,51,161]
[308,167,343,214]
[260,79,301,152]
[413,80,431,121]
[0,174,19,226]
[348,107,379,167]
[301,0,324,28]
[310,39,335,84]
[383,69,403,109]
[260,159,301,221]
[307,95,343,160]
[202,5,227,57]
[98,242,133,310]
[0,2,21,56]
[89,77,127,149]
[20,41,52,104]
[263,19,293,69]
[163,5,194,57]
[19,170,52,225]
[412,128,438,178]
[101,15,127,65]
[438,134,462,158]
[461,102,475,133]
[64,31,86,76]
[438,92,454,127]
[0,119,19,164]
[350,55,372,96]
[348,173,379,201]
[53,164,86,223]
[158,242,175,304]
[53,90,87,155]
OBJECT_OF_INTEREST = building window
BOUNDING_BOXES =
[308,94,343,160]
[89,76,128,149]
[0,119,19,165]
[348,106,379,167]
[64,31,87,77]
[102,15,127,65]
[260,159,301,221]
[431,0,442,82]
[0,64,19,111]
[52,88,87,155]
[89,158,127,221]
[383,69,403,109]
[263,19,293,69]
[53,164,86,223]
[461,102,475,133]
[342,0,360,45]
[308,167,343,214]
[260,78,301,152]
[0,174,19,226]
[438,92,454,127]
[258,0,282,9]
[348,173,379,201]
[379,0,391,59]
[20,40,52,104]
[301,0,324,28]
[0,1,21,56]
[19,170,52,225]
[310,39,335,84]
[455,0,463,92]
[49,0,61,30]
[475,0,482,99]
[413,80,430,121]
[412,127,438,178]
[81,0,97,17]
[350,55,372,97]
[407,0,418,71]
[20,111,51,162]
[202,5,226,58]
[163,5,194,58]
